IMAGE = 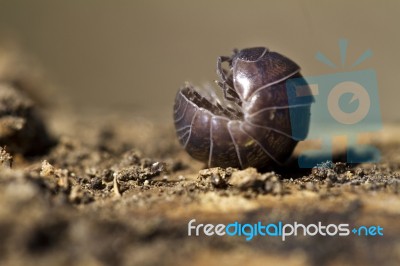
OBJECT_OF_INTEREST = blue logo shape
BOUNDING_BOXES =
[286,39,382,168]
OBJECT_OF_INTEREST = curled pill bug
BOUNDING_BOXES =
[173,47,313,170]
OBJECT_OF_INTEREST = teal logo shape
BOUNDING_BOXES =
[286,39,382,168]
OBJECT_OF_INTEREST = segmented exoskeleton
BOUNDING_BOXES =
[174,47,312,170]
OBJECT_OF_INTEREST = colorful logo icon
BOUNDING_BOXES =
[286,39,382,168]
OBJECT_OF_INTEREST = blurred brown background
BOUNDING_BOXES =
[0,0,399,122]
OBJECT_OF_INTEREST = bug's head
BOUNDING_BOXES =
[231,47,301,102]
[234,47,268,63]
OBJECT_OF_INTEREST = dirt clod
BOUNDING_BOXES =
[0,83,53,155]
[0,146,12,167]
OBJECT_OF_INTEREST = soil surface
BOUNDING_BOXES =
[0,51,399,266]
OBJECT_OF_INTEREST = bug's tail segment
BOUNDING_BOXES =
[243,82,297,140]
[241,121,298,166]
[208,117,242,168]
[184,108,213,163]
[174,85,245,166]
[173,87,212,162]
[173,90,197,147]
[227,120,279,169]
[284,75,314,141]
[245,110,295,140]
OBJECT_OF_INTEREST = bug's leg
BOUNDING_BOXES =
[215,80,233,100]
[217,56,231,82]
[217,51,241,105]
[216,81,242,105]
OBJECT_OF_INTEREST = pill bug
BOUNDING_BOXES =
[173,47,313,170]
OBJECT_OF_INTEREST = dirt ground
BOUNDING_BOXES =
[0,51,399,266]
